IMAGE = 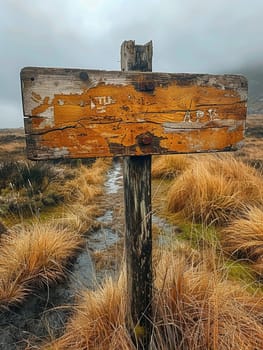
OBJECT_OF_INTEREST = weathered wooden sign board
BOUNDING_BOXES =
[21,68,247,160]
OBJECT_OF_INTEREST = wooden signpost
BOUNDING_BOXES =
[121,41,153,349]
[20,40,247,349]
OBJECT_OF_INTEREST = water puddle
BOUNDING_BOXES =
[153,214,180,246]
[97,209,113,223]
[104,159,122,194]
[87,160,122,252]
[88,225,119,251]
[152,214,175,236]
[68,244,95,292]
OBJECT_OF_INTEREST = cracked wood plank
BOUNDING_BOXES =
[20,67,247,159]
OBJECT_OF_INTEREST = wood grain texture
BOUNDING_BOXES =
[123,155,152,348]
[122,40,153,349]
[21,67,247,159]
[121,40,153,72]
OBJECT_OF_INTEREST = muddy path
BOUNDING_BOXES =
[87,159,178,282]
[87,159,125,282]
[66,158,177,291]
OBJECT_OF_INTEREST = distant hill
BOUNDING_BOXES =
[233,65,263,114]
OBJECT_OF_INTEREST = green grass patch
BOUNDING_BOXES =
[223,259,263,293]
[176,221,220,249]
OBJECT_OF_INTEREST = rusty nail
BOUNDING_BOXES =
[79,72,89,81]
[138,81,155,92]
[141,134,153,145]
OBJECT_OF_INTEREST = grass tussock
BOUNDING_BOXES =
[0,158,109,221]
[44,244,263,350]
[60,158,111,233]
[44,274,133,350]
[0,160,76,219]
[152,155,191,179]
[221,206,263,276]
[154,250,263,350]
[0,158,110,308]
[61,204,101,234]
[63,158,109,205]
[0,222,83,307]
[167,155,263,225]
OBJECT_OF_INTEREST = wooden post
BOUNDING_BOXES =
[121,40,153,349]
[21,52,247,350]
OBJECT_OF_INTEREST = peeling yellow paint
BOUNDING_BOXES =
[32,96,51,115]
[23,71,247,159]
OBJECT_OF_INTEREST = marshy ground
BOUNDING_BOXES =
[0,116,263,349]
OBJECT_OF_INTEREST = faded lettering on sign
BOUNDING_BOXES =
[90,96,115,113]
[183,109,219,123]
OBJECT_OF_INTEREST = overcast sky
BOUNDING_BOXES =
[1,0,262,128]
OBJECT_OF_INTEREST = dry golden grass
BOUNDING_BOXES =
[0,129,25,161]
[221,207,263,276]
[43,243,263,350]
[0,222,84,307]
[152,155,191,179]
[91,239,124,273]
[0,158,111,308]
[60,203,101,234]
[44,273,133,350]
[0,141,24,152]
[63,158,110,205]
[167,155,263,225]
[55,158,111,234]
[154,246,263,350]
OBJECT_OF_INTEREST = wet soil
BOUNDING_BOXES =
[87,159,125,282]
